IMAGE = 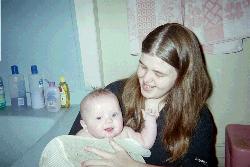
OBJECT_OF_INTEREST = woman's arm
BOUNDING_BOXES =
[69,112,82,135]
[179,106,217,167]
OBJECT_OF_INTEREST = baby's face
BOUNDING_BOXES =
[83,95,123,138]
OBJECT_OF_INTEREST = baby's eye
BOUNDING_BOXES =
[112,113,118,117]
[96,116,102,120]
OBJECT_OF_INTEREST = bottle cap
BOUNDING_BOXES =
[0,77,3,86]
[60,76,65,82]
[48,81,55,87]
[31,65,38,74]
[11,65,19,74]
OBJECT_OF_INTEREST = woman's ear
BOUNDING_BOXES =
[80,120,87,131]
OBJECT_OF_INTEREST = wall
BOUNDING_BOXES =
[0,0,87,105]
[206,38,250,166]
[96,0,140,85]
[73,0,103,89]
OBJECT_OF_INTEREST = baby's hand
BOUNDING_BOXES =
[143,99,161,120]
[142,108,159,120]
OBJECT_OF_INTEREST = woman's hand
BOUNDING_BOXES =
[81,139,145,167]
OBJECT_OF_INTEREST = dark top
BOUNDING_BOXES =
[69,79,217,167]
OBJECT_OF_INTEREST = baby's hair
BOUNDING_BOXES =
[83,88,114,102]
[80,88,115,117]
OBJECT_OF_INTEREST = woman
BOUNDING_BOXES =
[70,23,217,167]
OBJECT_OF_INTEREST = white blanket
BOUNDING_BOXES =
[39,135,151,167]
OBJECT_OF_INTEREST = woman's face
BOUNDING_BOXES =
[137,53,178,99]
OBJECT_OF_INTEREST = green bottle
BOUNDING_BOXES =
[0,77,6,109]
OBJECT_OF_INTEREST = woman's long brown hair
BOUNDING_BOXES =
[122,23,212,161]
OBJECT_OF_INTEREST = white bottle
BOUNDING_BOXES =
[8,65,27,110]
[29,65,45,109]
[45,81,60,112]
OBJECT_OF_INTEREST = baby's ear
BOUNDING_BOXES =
[80,120,87,131]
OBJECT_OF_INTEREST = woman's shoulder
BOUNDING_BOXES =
[191,104,216,148]
[199,104,214,124]
[105,78,127,94]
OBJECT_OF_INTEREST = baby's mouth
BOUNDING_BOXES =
[104,127,114,132]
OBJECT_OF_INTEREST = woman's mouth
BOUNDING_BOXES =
[142,83,154,91]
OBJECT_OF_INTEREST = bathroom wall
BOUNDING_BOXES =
[0,0,87,105]
[206,38,250,166]
[96,0,140,85]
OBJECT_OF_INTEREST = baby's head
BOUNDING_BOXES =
[80,88,123,138]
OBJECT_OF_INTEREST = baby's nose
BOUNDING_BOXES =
[105,117,113,123]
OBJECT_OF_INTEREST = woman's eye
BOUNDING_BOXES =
[141,65,146,69]
[155,72,167,77]
[96,117,102,120]
[155,73,164,77]
[139,63,146,70]
[112,113,117,117]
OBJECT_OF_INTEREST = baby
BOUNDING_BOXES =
[76,88,158,149]
[39,88,158,167]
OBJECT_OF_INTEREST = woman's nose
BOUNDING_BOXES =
[143,71,153,83]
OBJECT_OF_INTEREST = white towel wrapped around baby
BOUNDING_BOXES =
[39,135,151,167]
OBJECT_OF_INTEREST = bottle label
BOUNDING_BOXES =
[0,86,4,94]
[38,79,44,88]
[17,97,25,106]
[0,87,6,104]
[60,93,66,105]
[0,95,6,103]
[47,92,59,107]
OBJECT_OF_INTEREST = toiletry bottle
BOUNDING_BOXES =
[0,77,6,109]
[29,65,45,109]
[8,65,27,110]
[58,76,70,108]
[45,81,60,112]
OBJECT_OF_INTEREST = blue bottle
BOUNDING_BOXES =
[8,65,27,110]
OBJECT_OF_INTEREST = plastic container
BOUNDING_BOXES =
[8,65,27,110]
[45,81,60,112]
[29,65,45,109]
[58,76,70,108]
[0,77,6,109]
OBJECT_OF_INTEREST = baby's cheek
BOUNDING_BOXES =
[117,121,124,133]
